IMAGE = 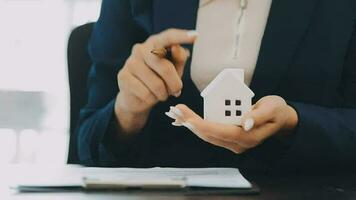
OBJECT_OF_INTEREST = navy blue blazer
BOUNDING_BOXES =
[77,0,356,172]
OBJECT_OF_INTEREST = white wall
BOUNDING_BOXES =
[0,0,101,164]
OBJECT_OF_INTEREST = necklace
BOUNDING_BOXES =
[233,0,248,60]
[199,0,249,60]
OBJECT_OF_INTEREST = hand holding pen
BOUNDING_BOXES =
[114,29,198,134]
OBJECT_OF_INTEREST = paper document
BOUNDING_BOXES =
[83,167,252,189]
[12,167,252,192]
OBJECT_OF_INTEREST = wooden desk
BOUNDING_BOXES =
[2,166,356,200]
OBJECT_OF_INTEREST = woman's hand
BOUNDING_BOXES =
[165,96,298,154]
[115,29,198,134]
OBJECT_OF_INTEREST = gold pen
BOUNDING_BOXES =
[150,48,172,58]
[151,47,191,59]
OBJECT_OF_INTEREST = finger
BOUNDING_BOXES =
[170,105,247,153]
[119,71,157,106]
[241,103,275,132]
[171,45,190,78]
[134,42,182,97]
[127,59,170,101]
[174,104,250,146]
[143,52,183,97]
[172,104,274,149]
[149,29,198,48]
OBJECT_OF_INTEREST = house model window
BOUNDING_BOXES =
[201,69,255,126]
[225,99,242,117]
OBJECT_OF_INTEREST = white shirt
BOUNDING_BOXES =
[191,0,272,92]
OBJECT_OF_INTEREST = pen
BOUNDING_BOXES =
[150,48,172,58]
[151,47,191,60]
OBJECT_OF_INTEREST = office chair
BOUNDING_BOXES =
[67,23,94,164]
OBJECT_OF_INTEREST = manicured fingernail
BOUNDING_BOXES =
[184,48,191,58]
[173,91,181,97]
[172,122,183,127]
[170,106,183,117]
[182,122,195,131]
[244,118,254,132]
[187,30,199,37]
[165,111,178,120]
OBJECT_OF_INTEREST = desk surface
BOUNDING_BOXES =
[2,166,356,200]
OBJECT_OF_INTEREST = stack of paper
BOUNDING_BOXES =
[83,167,252,189]
[12,167,253,192]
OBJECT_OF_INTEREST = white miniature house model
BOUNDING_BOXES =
[201,69,255,126]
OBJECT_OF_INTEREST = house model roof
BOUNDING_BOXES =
[201,68,255,97]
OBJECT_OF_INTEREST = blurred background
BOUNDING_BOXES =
[0,0,101,164]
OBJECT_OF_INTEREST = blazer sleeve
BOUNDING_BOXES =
[257,22,356,171]
[76,0,150,167]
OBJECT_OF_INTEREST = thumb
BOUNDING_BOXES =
[171,45,190,78]
[241,104,274,132]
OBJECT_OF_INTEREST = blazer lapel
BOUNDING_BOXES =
[152,0,320,101]
[250,0,320,100]
[152,0,199,34]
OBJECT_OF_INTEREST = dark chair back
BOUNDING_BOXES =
[67,23,94,164]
